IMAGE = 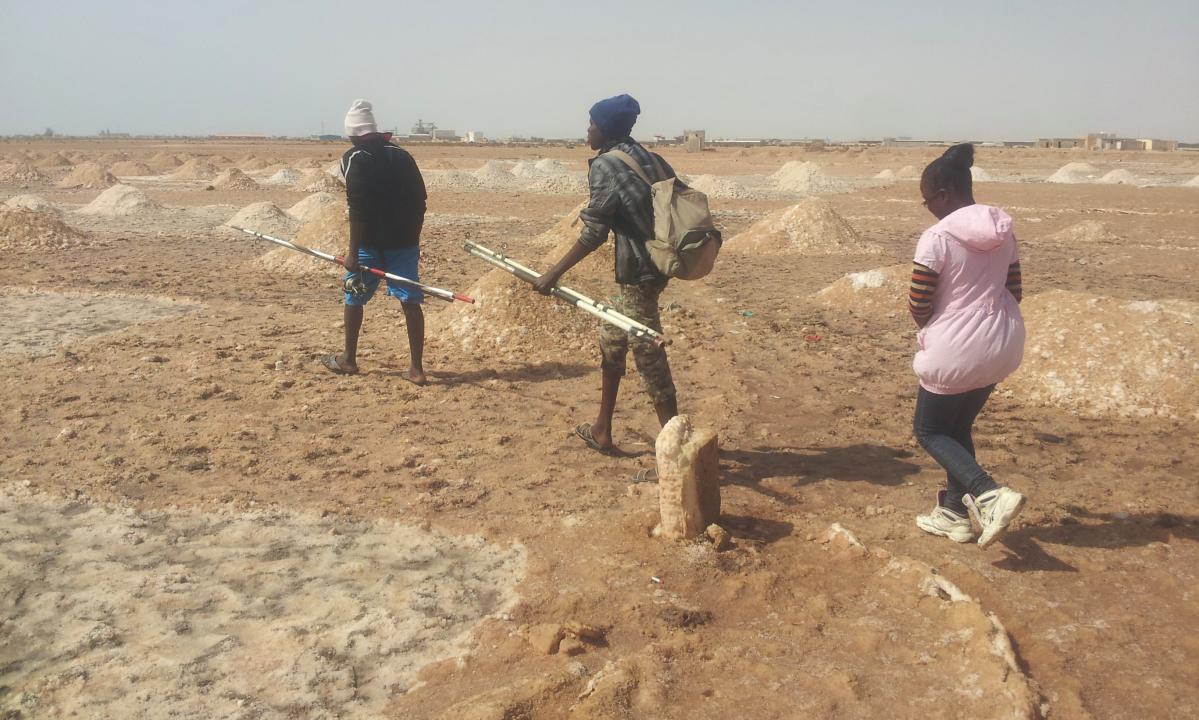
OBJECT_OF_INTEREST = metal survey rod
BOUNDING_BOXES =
[235,226,474,304]
[463,241,667,346]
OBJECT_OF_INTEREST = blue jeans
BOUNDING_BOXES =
[913,384,999,515]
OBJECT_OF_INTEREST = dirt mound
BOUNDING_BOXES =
[770,161,843,193]
[1099,169,1138,185]
[287,192,343,223]
[252,203,347,277]
[300,169,343,193]
[95,152,125,165]
[0,207,92,250]
[292,157,323,170]
[0,163,47,184]
[429,159,458,170]
[971,166,995,182]
[225,202,299,237]
[169,158,217,181]
[57,162,117,189]
[1184,175,1199,187]
[896,165,921,179]
[109,160,153,177]
[1046,220,1119,243]
[79,184,161,216]
[873,169,896,181]
[208,154,232,165]
[264,168,302,186]
[3,194,58,215]
[212,168,259,191]
[440,203,610,357]
[817,264,910,314]
[1046,162,1098,184]
[686,174,761,200]
[239,156,269,171]
[34,152,72,168]
[730,198,881,254]
[510,161,544,179]
[146,152,181,171]
[1011,291,1199,419]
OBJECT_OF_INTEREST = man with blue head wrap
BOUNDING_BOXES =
[532,94,680,458]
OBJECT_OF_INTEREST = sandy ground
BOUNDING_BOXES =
[1,139,1197,719]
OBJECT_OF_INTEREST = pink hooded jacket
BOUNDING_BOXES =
[912,204,1025,395]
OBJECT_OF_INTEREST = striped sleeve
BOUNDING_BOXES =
[909,262,938,319]
[1006,261,1022,302]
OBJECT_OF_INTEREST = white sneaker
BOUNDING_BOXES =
[915,492,976,543]
[965,487,1027,549]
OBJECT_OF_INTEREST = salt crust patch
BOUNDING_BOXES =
[0,289,198,357]
[0,486,525,719]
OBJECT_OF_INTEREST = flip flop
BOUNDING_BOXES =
[322,354,358,375]
[575,423,617,456]
[632,468,658,484]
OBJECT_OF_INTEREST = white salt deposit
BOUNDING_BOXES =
[970,166,994,182]
[265,168,302,186]
[287,192,343,223]
[225,202,299,236]
[1098,169,1138,185]
[770,161,845,194]
[1046,162,1098,184]
[4,194,58,215]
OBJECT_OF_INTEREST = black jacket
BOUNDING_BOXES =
[340,141,427,249]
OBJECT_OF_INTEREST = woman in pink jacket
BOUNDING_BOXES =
[909,144,1027,549]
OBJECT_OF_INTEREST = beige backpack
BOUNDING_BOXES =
[606,149,722,280]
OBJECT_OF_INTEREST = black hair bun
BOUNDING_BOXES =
[941,143,975,169]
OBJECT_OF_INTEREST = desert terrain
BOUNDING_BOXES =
[1,138,1197,719]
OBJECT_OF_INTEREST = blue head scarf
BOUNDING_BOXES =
[589,94,640,139]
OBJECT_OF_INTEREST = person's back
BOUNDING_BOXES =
[913,203,1024,396]
[340,140,425,250]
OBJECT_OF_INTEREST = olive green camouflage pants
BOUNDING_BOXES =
[598,282,676,404]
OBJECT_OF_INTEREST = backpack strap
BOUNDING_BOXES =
[605,149,658,185]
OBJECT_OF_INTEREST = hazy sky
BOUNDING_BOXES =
[2,0,1196,141]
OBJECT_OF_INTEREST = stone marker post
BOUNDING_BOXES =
[655,414,720,539]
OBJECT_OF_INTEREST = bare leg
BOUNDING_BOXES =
[654,395,678,428]
[401,302,425,385]
[336,304,364,373]
[589,365,622,449]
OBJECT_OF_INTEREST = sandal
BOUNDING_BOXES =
[322,354,358,375]
[575,423,617,456]
[632,468,659,483]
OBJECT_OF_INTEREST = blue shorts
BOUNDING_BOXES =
[343,245,423,305]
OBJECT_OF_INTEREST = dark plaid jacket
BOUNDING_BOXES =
[577,138,675,286]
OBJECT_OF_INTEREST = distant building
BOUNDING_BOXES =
[463,131,486,143]
[1036,137,1085,149]
[683,129,706,153]
[1140,138,1178,152]
[431,129,459,142]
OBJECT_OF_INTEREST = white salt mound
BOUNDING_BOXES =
[1011,291,1199,419]
[686,174,760,200]
[109,160,153,177]
[896,165,921,180]
[770,161,844,194]
[300,169,343,193]
[79,184,161,216]
[265,168,302,186]
[528,173,588,195]
[730,198,881,254]
[1184,175,1199,188]
[4,194,58,215]
[225,202,299,237]
[1046,162,1098,184]
[1098,169,1138,185]
[970,166,994,182]
[873,169,896,181]
[287,192,343,223]
[534,158,568,173]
